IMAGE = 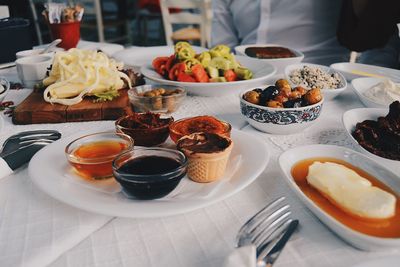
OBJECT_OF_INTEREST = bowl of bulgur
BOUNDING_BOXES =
[285,63,347,101]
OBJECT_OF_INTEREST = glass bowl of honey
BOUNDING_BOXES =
[112,147,187,200]
[65,132,134,180]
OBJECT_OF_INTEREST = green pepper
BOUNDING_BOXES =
[196,52,211,67]
[210,45,231,58]
[209,56,234,70]
[184,58,201,70]
[234,67,253,80]
[174,41,192,53]
[177,47,196,60]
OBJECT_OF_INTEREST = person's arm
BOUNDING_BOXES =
[337,0,400,52]
[211,0,239,48]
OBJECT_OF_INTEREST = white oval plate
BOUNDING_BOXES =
[140,56,276,97]
[284,63,347,101]
[342,107,400,173]
[113,45,207,68]
[279,144,400,251]
[330,62,400,82]
[29,128,269,218]
[351,77,388,108]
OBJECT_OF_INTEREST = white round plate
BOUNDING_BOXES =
[330,62,400,82]
[140,56,276,97]
[29,129,269,218]
[113,45,206,68]
[351,77,387,108]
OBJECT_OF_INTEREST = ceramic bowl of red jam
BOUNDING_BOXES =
[115,112,173,147]
[112,147,187,200]
[65,132,134,180]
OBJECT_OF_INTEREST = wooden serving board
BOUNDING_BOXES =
[13,89,133,124]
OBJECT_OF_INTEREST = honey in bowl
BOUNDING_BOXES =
[291,157,400,238]
[65,132,133,180]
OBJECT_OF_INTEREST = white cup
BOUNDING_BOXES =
[16,55,53,88]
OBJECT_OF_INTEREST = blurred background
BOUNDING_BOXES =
[0,0,211,47]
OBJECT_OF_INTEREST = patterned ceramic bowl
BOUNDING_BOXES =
[239,92,323,135]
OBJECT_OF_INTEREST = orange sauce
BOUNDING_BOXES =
[291,157,400,238]
[70,140,128,180]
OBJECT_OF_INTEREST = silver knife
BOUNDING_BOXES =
[258,219,299,267]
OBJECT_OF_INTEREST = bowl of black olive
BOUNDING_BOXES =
[240,79,324,134]
[112,147,187,200]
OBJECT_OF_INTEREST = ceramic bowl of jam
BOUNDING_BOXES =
[65,132,134,180]
[115,112,173,147]
[112,147,187,200]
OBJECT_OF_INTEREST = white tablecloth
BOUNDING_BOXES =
[0,49,399,267]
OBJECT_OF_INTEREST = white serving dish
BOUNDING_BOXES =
[239,91,323,135]
[234,44,304,74]
[330,62,400,82]
[29,128,269,218]
[141,56,276,97]
[279,144,400,251]
[351,77,388,108]
[342,107,400,173]
[285,63,347,101]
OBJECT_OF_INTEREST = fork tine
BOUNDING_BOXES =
[19,137,59,145]
[19,133,61,141]
[248,205,290,242]
[252,210,291,246]
[237,197,285,235]
[8,130,61,139]
[18,140,55,151]
[256,218,293,259]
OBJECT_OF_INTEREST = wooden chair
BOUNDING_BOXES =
[80,0,131,44]
[159,0,212,47]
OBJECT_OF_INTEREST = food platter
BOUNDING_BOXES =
[140,56,276,97]
[28,128,269,218]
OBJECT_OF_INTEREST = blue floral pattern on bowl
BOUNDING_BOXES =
[240,101,323,125]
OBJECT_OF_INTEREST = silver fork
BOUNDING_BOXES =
[236,197,295,262]
[0,130,61,156]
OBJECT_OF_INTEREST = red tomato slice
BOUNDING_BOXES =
[165,54,176,72]
[177,72,196,82]
[169,63,186,81]
[152,57,169,76]
[224,69,238,82]
[192,64,209,83]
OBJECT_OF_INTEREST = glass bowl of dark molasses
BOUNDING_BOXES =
[112,147,187,200]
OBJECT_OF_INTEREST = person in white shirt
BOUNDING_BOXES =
[211,0,349,65]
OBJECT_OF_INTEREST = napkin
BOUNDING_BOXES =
[223,245,256,267]
[0,157,13,179]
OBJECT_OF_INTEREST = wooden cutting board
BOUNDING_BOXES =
[13,89,133,124]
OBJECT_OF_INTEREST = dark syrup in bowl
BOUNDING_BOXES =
[113,152,187,200]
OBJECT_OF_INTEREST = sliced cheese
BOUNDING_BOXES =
[307,162,396,219]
